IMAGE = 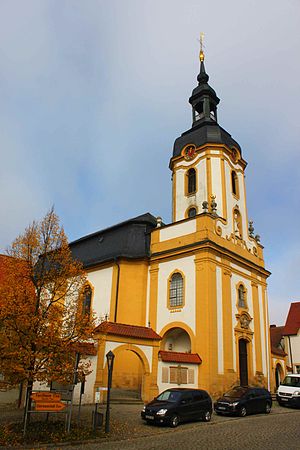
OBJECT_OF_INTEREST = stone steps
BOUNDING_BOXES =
[110,388,143,404]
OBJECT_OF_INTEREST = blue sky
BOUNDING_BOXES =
[0,0,299,325]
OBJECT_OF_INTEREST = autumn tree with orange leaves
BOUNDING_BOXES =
[0,208,95,402]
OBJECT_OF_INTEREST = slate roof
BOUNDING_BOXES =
[94,321,161,341]
[69,213,157,268]
[159,350,202,364]
[270,325,286,357]
[172,122,241,159]
[172,58,242,161]
[283,302,300,336]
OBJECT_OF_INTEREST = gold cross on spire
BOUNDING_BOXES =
[199,32,205,62]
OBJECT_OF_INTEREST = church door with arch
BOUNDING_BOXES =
[239,339,248,386]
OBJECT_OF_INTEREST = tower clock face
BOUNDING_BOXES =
[183,145,196,160]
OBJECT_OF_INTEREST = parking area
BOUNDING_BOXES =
[0,400,299,446]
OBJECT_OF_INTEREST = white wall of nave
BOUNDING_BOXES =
[87,266,113,321]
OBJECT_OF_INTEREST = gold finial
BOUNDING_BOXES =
[199,32,205,62]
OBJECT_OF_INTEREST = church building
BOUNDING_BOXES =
[70,49,272,403]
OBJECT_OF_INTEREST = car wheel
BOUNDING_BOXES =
[203,411,212,422]
[239,406,247,417]
[170,414,179,428]
[265,402,271,414]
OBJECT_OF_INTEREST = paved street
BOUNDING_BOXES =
[1,402,299,449]
[63,406,300,450]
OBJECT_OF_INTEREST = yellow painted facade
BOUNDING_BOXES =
[90,56,273,403]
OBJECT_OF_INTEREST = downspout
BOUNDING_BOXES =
[288,335,293,372]
[114,258,120,323]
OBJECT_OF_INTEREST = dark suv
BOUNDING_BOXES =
[214,386,272,417]
[141,388,212,427]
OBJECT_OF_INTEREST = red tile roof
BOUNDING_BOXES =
[283,302,300,335]
[159,350,202,364]
[270,325,286,357]
[94,321,161,340]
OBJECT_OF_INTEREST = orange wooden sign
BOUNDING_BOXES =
[31,392,61,401]
[35,401,66,411]
[31,392,66,411]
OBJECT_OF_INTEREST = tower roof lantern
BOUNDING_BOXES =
[170,41,242,160]
[189,51,220,124]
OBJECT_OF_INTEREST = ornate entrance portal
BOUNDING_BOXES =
[239,339,248,386]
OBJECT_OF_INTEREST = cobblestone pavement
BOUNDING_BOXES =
[65,407,300,450]
[1,402,299,449]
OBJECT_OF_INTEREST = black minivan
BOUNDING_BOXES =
[214,386,272,417]
[141,388,212,427]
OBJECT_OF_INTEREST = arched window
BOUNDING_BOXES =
[187,168,196,194]
[82,285,92,315]
[231,171,239,197]
[188,207,197,218]
[169,273,184,308]
[238,284,246,308]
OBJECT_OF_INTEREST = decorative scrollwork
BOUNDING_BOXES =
[216,225,222,236]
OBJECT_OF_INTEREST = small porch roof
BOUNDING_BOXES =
[159,350,202,365]
[94,321,161,341]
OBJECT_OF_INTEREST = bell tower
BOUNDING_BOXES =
[170,47,259,253]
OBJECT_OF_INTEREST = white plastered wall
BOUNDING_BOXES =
[33,355,98,405]
[288,332,300,370]
[211,156,223,216]
[230,273,254,373]
[216,158,256,253]
[87,266,113,321]
[156,256,196,336]
[73,355,97,404]
[159,220,196,241]
[258,285,267,376]
[157,360,199,392]
[174,156,207,221]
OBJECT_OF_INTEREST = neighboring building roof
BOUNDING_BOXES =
[270,325,286,357]
[159,350,202,365]
[283,302,300,336]
[94,321,161,341]
[69,213,158,268]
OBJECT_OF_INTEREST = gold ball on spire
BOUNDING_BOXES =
[199,32,205,62]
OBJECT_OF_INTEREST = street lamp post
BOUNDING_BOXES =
[105,350,115,433]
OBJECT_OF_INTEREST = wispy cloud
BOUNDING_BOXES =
[0,0,299,323]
